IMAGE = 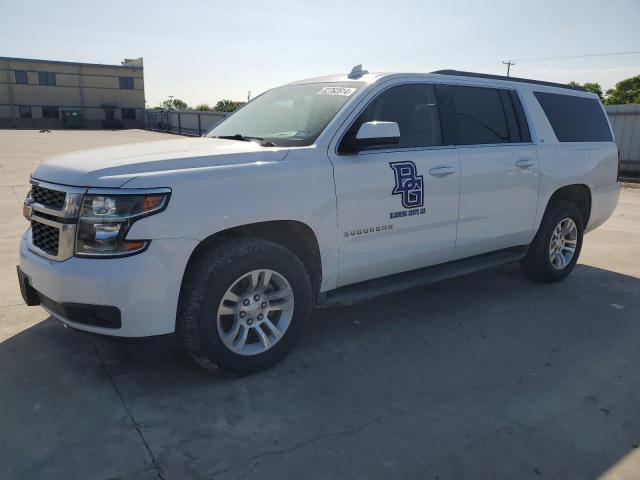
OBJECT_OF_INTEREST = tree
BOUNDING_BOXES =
[604,75,640,105]
[160,98,189,110]
[194,103,214,111]
[214,99,244,112]
[568,81,603,100]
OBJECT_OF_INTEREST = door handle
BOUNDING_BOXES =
[515,159,535,169]
[429,166,456,176]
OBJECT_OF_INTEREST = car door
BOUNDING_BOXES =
[446,84,540,259]
[328,81,461,287]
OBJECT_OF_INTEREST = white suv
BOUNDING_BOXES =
[18,67,620,373]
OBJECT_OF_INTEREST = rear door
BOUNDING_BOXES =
[328,81,461,286]
[447,84,539,259]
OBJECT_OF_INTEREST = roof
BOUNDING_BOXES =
[285,68,587,94]
[0,56,143,70]
[431,70,586,92]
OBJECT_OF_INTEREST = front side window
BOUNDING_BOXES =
[15,70,28,84]
[119,77,134,89]
[42,106,59,119]
[38,72,56,86]
[206,82,364,147]
[534,91,612,142]
[449,85,510,145]
[345,83,442,150]
[18,105,32,118]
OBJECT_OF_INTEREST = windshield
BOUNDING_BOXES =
[206,82,364,147]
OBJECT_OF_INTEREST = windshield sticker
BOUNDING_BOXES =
[317,86,356,96]
[294,130,311,138]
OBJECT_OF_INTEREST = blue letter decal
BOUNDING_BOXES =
[390,161,424,209]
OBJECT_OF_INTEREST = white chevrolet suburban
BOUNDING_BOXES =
[18,66,620,373]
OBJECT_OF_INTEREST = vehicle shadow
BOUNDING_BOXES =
[1,263,639,479]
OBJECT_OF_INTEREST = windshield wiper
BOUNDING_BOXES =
[214,134,276,147]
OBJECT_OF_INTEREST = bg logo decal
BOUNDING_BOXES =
[390,161,424,208]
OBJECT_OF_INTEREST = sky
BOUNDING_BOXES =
[1,0,639,107]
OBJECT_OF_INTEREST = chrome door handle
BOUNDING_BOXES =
[516,159,535,168]
[429,166,456,176]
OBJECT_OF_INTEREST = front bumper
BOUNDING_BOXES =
[19,230,198,337]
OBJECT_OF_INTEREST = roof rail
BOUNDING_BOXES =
[431,69,586,92]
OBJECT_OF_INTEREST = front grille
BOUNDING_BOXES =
[31,221,60,256]
[32,185,66,209]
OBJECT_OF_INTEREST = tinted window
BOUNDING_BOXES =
[15,70,28,84]
[119,77,134,89]
[18,105,31,118]
[41,106,59,119]
[449,86,510,145]
[347,83,442,150]
[121,108,136,119]
[534,91,612,142]
[38,72,56,86]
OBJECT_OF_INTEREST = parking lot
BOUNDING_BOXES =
[1,129,639,479]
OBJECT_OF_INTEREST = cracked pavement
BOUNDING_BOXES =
[1,130,640,479]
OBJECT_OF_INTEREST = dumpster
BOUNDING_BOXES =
[62,110,84,129]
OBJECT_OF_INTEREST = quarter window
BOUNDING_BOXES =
[42,106,59,119]
[533,91,612,142]
[38,72,56,86]
[346,83,442,150]
[18,105,32,118]
[15,70,28,84]
[119,77,134,89]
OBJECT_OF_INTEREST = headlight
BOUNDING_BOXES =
[75,190,170,257]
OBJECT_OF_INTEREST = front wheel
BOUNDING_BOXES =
[520,201,584,283]
[178,238,312,374]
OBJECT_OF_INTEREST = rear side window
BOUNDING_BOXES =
[449,85,530,145]
[348,83,442,149]
[534,92,612,142]
[449,86,508,145]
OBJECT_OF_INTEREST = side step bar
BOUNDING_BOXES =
[317,246,528,307]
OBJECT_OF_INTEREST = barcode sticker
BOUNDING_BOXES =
[317,87,356,96]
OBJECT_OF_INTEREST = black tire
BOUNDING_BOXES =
[520,200,584,283]
[177,238,312,374]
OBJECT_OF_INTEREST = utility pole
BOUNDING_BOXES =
[502,60,515,77]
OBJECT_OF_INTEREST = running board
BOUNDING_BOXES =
[317,247,528,307]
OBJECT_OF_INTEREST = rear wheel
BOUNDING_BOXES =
[520,201,584,283]
[178,238,312,374]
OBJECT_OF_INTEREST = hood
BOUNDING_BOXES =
[32,137,290,188]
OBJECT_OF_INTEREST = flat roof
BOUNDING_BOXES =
[0,56,143,70]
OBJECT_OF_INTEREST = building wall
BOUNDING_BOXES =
[0,57,145,129]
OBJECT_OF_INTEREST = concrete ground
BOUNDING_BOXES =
[1,129,639,480]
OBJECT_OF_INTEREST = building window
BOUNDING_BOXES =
[42,106,60,119]
[15,71,28,84]
[119,77,134,89]
[121,108,136,119]
[18,106,32,118]
[38,72,56,86]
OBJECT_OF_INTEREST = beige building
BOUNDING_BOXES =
[0,56,145,129]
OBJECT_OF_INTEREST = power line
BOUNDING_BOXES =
[513,50,640,62]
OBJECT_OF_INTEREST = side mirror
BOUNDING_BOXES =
[341,121,400,154]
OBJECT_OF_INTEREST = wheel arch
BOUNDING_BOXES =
[181,220,323,301]
[544,184,592,227]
